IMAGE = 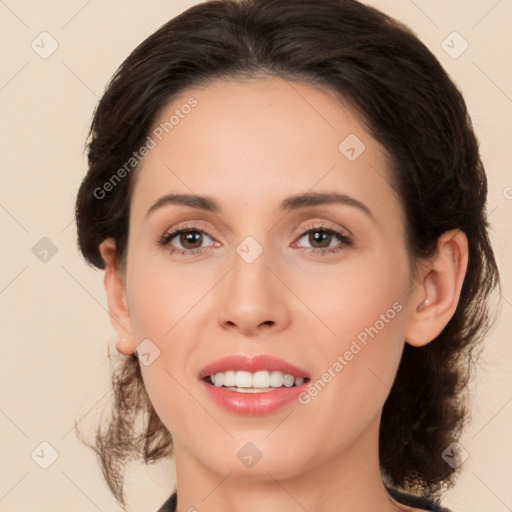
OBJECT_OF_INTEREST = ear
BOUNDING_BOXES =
[99,238,137,355]
[405,229,469,347]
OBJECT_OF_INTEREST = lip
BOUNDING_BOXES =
[199,355,310,416]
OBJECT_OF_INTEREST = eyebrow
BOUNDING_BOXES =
[145,191,375,221]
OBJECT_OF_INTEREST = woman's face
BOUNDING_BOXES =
[123,77,417,479]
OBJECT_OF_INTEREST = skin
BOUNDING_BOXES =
[100,77,468,512]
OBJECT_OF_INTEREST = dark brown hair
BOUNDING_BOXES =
[75,0,500,506]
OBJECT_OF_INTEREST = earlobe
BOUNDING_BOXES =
[99,238,137,355]
[405,229,469,347]
[117,337,136,355]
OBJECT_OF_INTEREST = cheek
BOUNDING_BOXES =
[126,254,205,340]
[292,300,408,460]
[299,251,410,411]
[300,248,410,346]
[124,258,208,433]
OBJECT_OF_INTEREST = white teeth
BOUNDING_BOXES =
[269,370,284,387]
[223,370,236,387]
[208,370,306,389]
[235,371,253,388]
[213,372,223,387]
[253,370,270,388]
[225,387,273,393]
[283,373,295,387]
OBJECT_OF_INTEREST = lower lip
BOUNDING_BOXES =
[201,380,307,415]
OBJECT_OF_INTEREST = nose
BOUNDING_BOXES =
[216,243,291,336]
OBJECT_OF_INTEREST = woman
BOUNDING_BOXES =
[74,0,500,510]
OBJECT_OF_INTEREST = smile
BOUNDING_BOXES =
[199,355,310,415]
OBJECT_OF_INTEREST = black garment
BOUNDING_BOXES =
[157,492,176,512]
[156,486,452,511]
[386,486,452,511]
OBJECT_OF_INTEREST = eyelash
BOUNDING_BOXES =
[157,222,353,257]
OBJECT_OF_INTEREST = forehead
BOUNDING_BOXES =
[130,76,402,225]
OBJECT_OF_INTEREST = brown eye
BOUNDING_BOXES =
[177,230,204,249]
[307,230,335,248]
[159,227,214,255]
[295,226,353,255]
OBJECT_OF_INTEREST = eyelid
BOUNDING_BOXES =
[293,220,352,241]
[160,220,220,240]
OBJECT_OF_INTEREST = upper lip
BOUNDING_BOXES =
[199,355,310,380]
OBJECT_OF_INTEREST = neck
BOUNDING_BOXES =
[172,415,403,512]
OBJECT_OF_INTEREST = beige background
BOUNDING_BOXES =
[0,0,511,511]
